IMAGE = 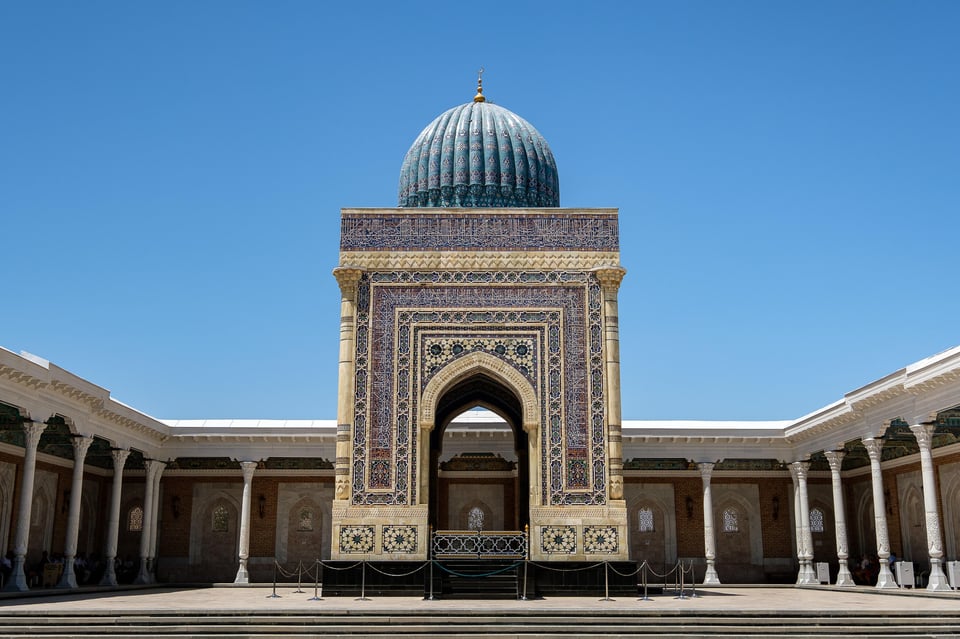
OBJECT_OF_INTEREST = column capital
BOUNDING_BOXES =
[790,460,811,480]
[908,423,936,450]
[22,421,47,449]
[239,460,258,481]
[697,462,715,479]
[71,434,94,460]
[143,459,167,481]
[862,437,884,461]
[111,448,131,470]
[333,266,364,295]
[824,450,846,473]
[592,265,627,293]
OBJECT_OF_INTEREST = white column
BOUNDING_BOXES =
[146,460,165,582]
[862,437,897,588]
[789,464,803,582]
[791,461,816,585]
[824,450,855,587]
[909,423,950,591]
[3,421,47,592]
[57,434,93,588]
[100,448,130,586]
[698,462,720,584]
[234,461,258,584]
[134,460,164,584]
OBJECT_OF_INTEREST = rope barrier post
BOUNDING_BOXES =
[676,560,686,600]
[309,559,322,601]
[425,559,435,600]
[425,525,435,601]
[292,560,304,594]
[520,559,529,601]
[355,560,371,601]
[266,560,281,598]
[688,561,698,598]
[638,560,651,601]
[599,560,613,602]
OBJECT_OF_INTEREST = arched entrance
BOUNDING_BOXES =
[418,351,541,535]
[428,375,529,531]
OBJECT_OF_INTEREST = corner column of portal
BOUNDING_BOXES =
[698,462,721,584]
[824,450,855,587]
[333,266,364,503]
[862,437,897,589]
[909,423,951,591]
[595,266,627,501]
[3,420,47,592]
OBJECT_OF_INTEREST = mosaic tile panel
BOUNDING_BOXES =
[583,526,619,554]
[340,212,619,252]
[541,526,577,554]
[382,525,418,554]
[339,525,375,554]
[351,270,606,508]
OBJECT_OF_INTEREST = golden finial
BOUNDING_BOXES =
[473,67,486,103]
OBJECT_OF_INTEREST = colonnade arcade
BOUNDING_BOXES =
[2,344,959,591]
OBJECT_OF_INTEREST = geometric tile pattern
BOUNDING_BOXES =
[583,526,619,554]
[382,525,418,554]
[339,525,375,554]
[351,269,606,508]
[341,211,618,252]
[541,526,577,554]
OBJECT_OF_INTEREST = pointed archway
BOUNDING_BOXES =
[418,351,540,532]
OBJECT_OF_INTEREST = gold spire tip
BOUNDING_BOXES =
[473,67,486,103]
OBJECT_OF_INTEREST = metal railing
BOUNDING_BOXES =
[431,526,528,559]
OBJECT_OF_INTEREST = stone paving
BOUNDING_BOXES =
[0,585,957,615]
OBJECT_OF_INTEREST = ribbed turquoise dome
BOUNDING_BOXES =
[398,100,559,208]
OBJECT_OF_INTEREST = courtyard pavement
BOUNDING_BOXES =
[0,584,957,615]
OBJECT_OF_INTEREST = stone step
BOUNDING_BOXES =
[1,632,957,639]
[2,614,959,637]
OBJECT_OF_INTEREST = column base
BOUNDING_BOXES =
[702,561,721,585]
[835,565,856,587]
[875,564,898,589]
[926,560,951,592]
[56,560,78,589]
[99,562,118,587]
[2,557,29,592]
[133,558,151,585]
[234,559,250,585]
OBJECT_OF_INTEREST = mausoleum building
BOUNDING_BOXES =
[2,82,959,592]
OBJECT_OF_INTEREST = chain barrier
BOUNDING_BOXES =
[264,556,702,602]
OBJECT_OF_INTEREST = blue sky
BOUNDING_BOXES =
[2,1,958,421]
